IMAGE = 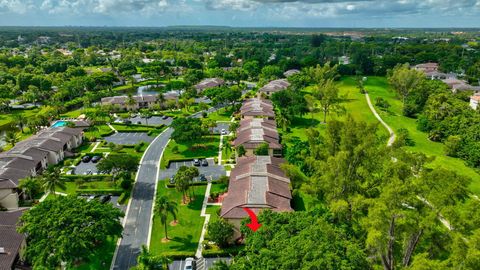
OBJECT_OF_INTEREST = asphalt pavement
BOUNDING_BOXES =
[111,128,173,270]
[111,106,225,270]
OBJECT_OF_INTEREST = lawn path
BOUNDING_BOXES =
[107,123,118,133]
[218,135,224,165]
[196,182,213,258]
[90,141,101,152]
[365,92,396,146]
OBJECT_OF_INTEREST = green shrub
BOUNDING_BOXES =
[74,179,85,186]
[120,178,133,190]
[64,160,73,167]
[75,189,123,195]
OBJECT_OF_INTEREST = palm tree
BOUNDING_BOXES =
[156,94,166,109]
[41,166,65,196]
[12,114,25,133]
[5,131,19,147]
[154,195,178,240]
[276,110,291,131]
[18,176,40,200]
[134,245,171,270]
[140,109,152,126]
[126,94,137,111]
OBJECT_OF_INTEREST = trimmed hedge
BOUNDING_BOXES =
[118,190,131,205]
[161,251,195,260]
[62,174,111,182]
[164,157,208,169]
[165,180,219,188]
[202,245,244,257]
[75,188,123,195]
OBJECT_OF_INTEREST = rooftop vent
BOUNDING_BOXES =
[0,247,6,254]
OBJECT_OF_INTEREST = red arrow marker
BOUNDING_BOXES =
[242,207,262,232]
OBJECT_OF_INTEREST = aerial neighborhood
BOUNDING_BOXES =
[0,26,480,270]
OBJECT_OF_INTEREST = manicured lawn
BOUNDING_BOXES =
[161,135,221,168]
[205,205,221,223]
[221,137,234,163]
[364,76,480,195]
[207,107,235,122]
[150,180,208,257]
[83,125,115,139]
[73,236,118,270]
[59,109,83,119]
[56,181,117,195]
[0,108,40,129]
[281,77,389,145]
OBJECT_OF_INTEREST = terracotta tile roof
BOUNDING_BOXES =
[221,156,292,219]
[259,79,290,93]
[240,98,275,117]
[238,118,277,133]
[471,95,480,101]
[0,209,25,270]
[194,78,225,91]
[0,167,31,187]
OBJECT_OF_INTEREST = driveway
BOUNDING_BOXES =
[111,128,173,270]
[104,132,154,145]
[211,122,230,134]
[123,116,173,126]
[111,106,224,270]
[158,158,226,181]
[74,161,99,175]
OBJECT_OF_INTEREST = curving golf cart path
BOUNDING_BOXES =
[365,92,396,147]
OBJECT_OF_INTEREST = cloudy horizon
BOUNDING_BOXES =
[0,0,479,28]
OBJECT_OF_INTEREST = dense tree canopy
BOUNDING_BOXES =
[18,196,123,269]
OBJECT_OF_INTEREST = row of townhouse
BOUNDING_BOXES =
[221,98,293,238]
[0,127,84,210]
[100,92,180,110]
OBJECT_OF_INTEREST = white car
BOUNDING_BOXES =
[184,257,196,270]
[221,129,227,135]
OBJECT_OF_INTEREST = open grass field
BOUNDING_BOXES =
[56,181,117,195]
[150,181,208,256]
[207,107,235,122]
[280,77,389,144]
[363,76,480,195]
[161,135,221,168]
[0,108,40,130]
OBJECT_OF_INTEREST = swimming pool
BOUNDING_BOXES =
[51,121,68,128]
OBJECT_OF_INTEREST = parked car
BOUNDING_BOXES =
[82,155,92,163]
[169,175,175,184]
[84,169,93,175]
[184,258,196,270]
[100,195,112,204]
[124,120,132,125]
[193,159,200,166]
[199,174,207,182]
[162,115,169,120]
[91,155,102,163]
[201,159,208,166]
[221,129,227,135]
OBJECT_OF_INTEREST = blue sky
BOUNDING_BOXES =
[0,0,479,27]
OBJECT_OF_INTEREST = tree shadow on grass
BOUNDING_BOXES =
[169,234,197,252]
[186,194,205,211]
[292,117,320,129]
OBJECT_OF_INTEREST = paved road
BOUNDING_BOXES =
[111,105,225,270]
[111,128,173,270]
